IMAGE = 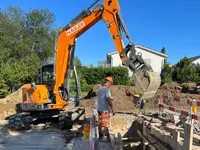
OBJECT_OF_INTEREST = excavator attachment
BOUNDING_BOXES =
[121,44,161,99]
[131,70,161,99]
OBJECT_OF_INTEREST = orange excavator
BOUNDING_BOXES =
[7,0,161,130]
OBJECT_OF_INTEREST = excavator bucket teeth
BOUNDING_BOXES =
[131,70,161,99]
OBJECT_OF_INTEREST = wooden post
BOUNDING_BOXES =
[183,122,193,150]
[117,133,123,150]
[172,130,180,150]
[143,122,147,150]
[173,130,180,142]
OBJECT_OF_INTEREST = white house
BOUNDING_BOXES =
[98,44,168,77]
[190,56,200,65]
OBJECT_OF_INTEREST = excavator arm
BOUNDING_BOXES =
[54,0,161,107]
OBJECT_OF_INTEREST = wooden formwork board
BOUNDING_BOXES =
[165,126,200,145]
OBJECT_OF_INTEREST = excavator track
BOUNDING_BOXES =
[8,113,33,130]
[58,108,85,129]
[58,112,73,129]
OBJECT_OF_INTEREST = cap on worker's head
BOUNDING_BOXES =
[133,94,140,98]
[105,76,113,84]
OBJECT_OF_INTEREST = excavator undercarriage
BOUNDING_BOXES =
[7,105,85,130]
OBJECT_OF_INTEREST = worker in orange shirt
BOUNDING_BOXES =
[97,76,114,141]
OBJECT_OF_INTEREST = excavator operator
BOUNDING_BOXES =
[97,76,114,141]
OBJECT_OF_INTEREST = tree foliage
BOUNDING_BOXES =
[81,66,129,85]
[70,57,131,94]
[173,57,199,83]
[195,63,200,82]
[161,47,167,64]
[161,47,166,54]
[161,63,173,84]
[0,6,56,97]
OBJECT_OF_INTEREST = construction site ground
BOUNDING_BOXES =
[0,83,200,149]
[0,120,113,150]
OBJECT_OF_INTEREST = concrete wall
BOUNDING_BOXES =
[110,47,166,77]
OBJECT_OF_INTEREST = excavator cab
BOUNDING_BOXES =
[35,64,55,86]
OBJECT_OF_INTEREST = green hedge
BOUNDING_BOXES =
[81,66,129,85]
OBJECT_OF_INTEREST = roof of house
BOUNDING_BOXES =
[190,56,200,62]
[107,44,168,58]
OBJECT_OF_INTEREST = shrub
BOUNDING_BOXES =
[81,66,129,85]
[126,79,135,86]
[161,63,173,84]
[173,57,199,83]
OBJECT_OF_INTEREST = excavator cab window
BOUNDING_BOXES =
[35,64,54,86]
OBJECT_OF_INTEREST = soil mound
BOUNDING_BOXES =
[80,85,138,112]
[80,83,200,113]
[0,85,25,104]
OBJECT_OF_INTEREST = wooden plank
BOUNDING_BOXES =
[121,137,142,142]
[148,134,171,150]
[166,126,200,144]
[137,130,157,150]
[149,124,183,150]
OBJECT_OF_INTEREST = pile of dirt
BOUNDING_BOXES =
[155,83,200,100]
[0,85,26,120]
[0,103,16,120]
[80,85,138,112]
[148,83,200,111]
[80,83,200,115]
[0,86,24,104]
[110,115,138,137]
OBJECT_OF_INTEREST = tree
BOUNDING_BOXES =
[74,56,82,70]
[25,8,56,63]
[195,63,200,82]
[161,47,166,64]
[0,6,56,97]
[0,75,8,98]
[173,57,199,83]
[161,63,173,84]
[161,47,166,54]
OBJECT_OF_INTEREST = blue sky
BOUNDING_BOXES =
[1,0,200,66]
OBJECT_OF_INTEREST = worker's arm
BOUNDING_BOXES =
[105,89,114,112]
[107,98,113,110]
